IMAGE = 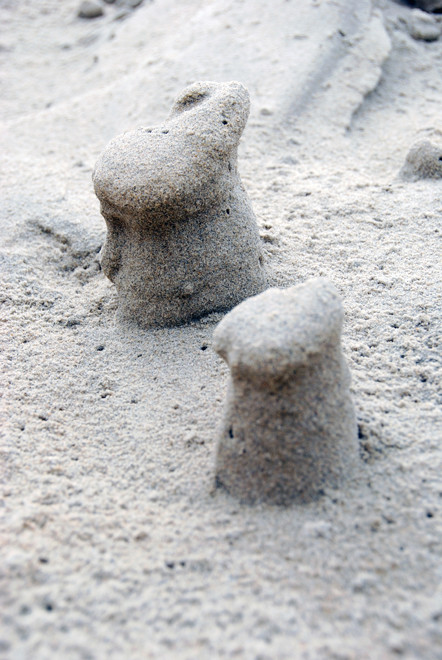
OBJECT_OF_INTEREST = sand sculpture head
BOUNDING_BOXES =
[213,278,358,505]
[93,81,267,327]
[400,140,442,181]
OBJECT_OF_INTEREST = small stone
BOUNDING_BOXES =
[410,1,442,13]
[124,0,144,7]
[400,140,442,180]
[352,572,378,593]
[93,81,267,328]
[407,9,441,41]
[78,1,104,19]
[134,531,149,541]
[213,278,358,505]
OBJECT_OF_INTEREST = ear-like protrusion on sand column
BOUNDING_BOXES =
[213,278,358,505]
[92,80,267,328]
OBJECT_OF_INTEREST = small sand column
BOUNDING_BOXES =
[92,81,267,328]
[213,278,358,505]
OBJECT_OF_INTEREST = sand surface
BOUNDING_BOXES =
[1,0,441,658]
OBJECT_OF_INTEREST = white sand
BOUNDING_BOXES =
[1,0,441,658]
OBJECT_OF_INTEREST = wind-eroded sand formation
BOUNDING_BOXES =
[214,278,358,505]
[1,0,441,658]
[93,81,266,327]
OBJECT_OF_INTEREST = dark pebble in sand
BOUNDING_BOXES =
[78,1,104,19]
[407,8,441,39]
[405,1,442,13]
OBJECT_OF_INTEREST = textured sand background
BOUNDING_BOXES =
[1,0,441,658]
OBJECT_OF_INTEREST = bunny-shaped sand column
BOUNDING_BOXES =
[93,81,267,327]
[213,278,358,505]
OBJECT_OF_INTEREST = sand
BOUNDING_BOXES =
[1,0,441,658]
